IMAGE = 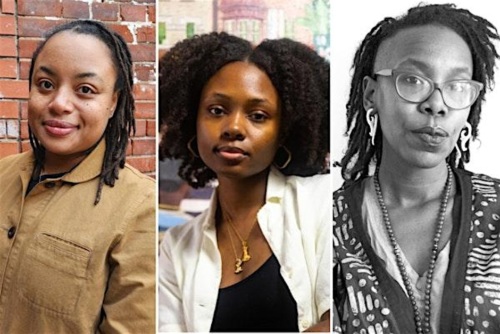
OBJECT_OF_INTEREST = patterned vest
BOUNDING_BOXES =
[332,169,500,334]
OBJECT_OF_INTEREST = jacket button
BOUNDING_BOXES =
[7,227,16,239]
[44,182,56,188]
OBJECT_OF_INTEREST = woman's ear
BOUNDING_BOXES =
[108,92,119,119]
[363,76,377,112]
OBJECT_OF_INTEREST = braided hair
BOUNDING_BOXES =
[28,20,135,204]
[159,32,330,188]
[341,3,499,183]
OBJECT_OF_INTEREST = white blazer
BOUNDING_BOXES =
[158,167,331,332]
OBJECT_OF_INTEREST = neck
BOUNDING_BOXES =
[377,158,450,207]
[42,151,87,175]
[217,168,269,222]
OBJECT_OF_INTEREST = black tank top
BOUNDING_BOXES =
[210,254,299,332]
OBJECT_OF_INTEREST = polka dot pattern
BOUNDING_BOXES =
[333,173,500,333]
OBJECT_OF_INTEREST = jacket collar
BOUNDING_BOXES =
[202,167,287,230]
[61,139,106,184]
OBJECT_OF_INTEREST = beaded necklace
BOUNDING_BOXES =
[373,165,452,334]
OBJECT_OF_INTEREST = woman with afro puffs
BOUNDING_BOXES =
[158,32,331,332]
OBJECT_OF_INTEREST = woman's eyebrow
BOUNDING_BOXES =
[397,58,472,75]
[36,66,105,83]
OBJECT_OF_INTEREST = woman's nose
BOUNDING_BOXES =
[221,112,245,140]
[419,88,448,116]
[47,88,74,114]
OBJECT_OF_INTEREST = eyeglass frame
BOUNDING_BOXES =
[374,69,484,109]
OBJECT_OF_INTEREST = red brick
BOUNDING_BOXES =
[0,58,17,78]
[137,26,155,43]
[92,3,119,21]
[129,43,155,62]
[135,101,155,119]
[0,36,16,56]
[0,15,16,35]
[20,101,28,119]
[126,155,155,173]
[20,120,29,139]
[133,83,155,101]
[0,80,29,99]
[0,101,19,118]
[0,141,19,158]
[132,137,155,155]
[19,59,32,80]
[120,4,146,22]
[135,119,146,136]
[18,0,62,17]
[146,119,156,137]
[107,23,133,43]
[147,6,155,24]
[21,140,30,152]
[62,0,90,19]
[19,38,41,58]
[125,140,132,155]
[18,17,64,38]
[134,63,155,82]
[1,0,16,14]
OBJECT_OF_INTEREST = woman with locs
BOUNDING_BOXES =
[0,20,155,333]
[158,32,330,332]
[332,4,500,334]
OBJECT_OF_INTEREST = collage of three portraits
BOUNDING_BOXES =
[1,0,500,333]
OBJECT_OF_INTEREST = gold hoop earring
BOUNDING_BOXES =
[274,146,292,170]
[187,136,200,158]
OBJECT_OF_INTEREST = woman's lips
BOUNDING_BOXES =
[413,126,449,146]
[43,120,78,137]
[215,146,248,162]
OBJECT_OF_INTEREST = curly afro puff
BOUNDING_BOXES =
[159,32,330,188]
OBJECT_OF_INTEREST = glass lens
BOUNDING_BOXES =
[395,73,432,102]
[443,81,477,109]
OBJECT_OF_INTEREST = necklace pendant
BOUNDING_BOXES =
[241,241,251,262]
[234,258,243,274]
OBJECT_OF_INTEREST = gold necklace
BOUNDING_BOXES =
[225,213,258,274]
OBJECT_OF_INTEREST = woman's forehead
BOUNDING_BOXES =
[374,24,473,75]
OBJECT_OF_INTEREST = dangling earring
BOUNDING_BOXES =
[460,122,472,152]
[365,108,378,146]
[274,146,292,170]
[187,136,200,158]
[454,122,472,166]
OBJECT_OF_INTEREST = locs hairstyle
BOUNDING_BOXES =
[28,20,135,204]
[341,3,500,183]
[159,32,330,188]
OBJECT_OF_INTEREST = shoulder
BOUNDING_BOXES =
[282,171,331,196]
[163,211,209,252]
[0,151,32,169]
[115,163,156,195]
[456,168,500,196]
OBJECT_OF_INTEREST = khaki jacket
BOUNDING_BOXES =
[0,140,156,333]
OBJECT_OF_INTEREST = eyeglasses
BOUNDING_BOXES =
[374,69,484,109]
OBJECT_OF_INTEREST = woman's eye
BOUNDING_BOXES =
[404,75,424,85]
[38,80,54,90]
[208,106,225,116]
[78,86,95,94]
[249,112,268,122]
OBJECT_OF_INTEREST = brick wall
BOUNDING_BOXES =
[0,0,156,177]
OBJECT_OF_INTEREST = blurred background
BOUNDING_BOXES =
[157,0,331,233]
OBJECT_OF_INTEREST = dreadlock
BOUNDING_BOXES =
[28,20,135,204]
[159,32,330,188]
[341,3,499,184]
